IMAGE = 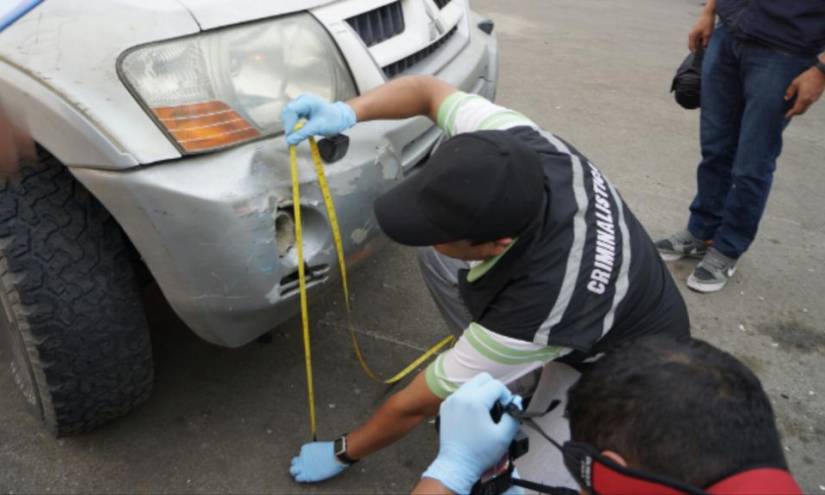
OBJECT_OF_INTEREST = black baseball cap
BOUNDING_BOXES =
[374,130,546,247]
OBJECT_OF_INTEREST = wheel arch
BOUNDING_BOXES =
[0,61,144,170]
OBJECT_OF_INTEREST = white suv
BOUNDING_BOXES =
[0,0,498,434]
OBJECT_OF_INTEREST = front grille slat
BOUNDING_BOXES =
[376,8,386,42]
[391,2,403,32]
[393,4,403,36]
[347,1,406,48]
[363,15,374,46]
[382,25,458,78]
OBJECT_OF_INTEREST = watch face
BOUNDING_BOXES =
[334,436,346,456]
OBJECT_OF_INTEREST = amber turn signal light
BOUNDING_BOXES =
[153,101,260,153]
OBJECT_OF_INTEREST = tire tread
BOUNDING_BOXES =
[0,151,153,435]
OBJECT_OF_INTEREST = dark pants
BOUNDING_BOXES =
[687,24,813,259]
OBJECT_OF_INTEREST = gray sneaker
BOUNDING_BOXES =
[687,248,737,293]
[655,229,708,261]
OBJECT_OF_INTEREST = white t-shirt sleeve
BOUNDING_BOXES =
[436,91,537,137]
[424,322,571,399]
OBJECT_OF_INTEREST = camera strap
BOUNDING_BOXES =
[515,417,801,495]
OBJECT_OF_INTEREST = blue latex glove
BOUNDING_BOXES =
[422,373,522,494]
[281,93,356,145]
[289,441,350,483]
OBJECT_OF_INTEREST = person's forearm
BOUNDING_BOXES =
[346,75,456,125]
[345,372,442,459]
[345,397,431,459]
[412,477,454,495]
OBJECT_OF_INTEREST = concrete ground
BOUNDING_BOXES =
[2,0,824,493]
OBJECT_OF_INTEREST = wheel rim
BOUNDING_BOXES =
[0,291,38,408]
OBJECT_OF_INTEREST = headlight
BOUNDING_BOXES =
[119,13,356,154]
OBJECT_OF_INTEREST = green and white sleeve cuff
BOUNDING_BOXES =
[425,322,567,399]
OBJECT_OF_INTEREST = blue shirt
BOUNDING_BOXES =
[717,0,825,56]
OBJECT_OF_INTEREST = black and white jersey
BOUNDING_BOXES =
[441,96,688,353]
[423,92,689,399]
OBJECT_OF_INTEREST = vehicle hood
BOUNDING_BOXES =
[174,0,337,30]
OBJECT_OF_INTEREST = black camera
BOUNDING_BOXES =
[469,429,530,495]
[468,402,531,495]
[433,401,530,495]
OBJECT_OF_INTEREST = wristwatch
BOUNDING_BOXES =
[334,434,359,465]
[816,58,825,77]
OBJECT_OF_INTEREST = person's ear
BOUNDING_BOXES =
[485,238,513,257]
[601,450,628,467]
[495,237,514,248]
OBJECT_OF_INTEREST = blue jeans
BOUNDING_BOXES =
[687,24,813,259]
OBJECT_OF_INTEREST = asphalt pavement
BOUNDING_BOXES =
[2,0,824,493]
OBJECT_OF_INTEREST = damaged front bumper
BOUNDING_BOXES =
[72,22,498,347]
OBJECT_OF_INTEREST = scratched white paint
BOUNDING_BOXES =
[264,284,280,303]
[350,227,368,244]
[377,143,401,180]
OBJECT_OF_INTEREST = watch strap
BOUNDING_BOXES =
[815,59,825,77]
[334,434,359,465]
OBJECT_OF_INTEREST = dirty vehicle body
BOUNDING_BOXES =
[0,0,498,434]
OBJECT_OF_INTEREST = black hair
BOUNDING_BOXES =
[566,335,788,488]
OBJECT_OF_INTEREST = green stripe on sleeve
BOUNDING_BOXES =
[478,111,534,131]
[425,354,457,399]
[436,91,469,133]
[437,92,486,136]
[466,323,563,365]
[446,94,485,134]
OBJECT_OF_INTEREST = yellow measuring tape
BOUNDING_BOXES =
[289,130,456,439]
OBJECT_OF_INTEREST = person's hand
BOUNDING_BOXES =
[421,373,522,494]
[289,441,350,483]
[688,11,715,53]
[785,66,825,118]
[281,93,356,145]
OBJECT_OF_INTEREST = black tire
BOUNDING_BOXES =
[0,149,153,435]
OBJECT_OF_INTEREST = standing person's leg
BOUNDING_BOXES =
[417,247,472,333]
[657,25,743,260]
[687,25,744,243]
[687,44,813,293]
[710,47,813,259]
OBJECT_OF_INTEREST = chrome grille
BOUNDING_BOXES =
[346,1,405,47]
[382,25,458,78]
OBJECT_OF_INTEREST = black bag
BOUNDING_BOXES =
[671,50,704,109]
